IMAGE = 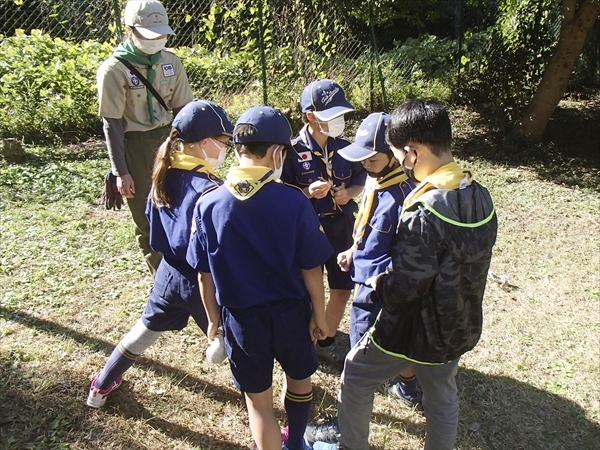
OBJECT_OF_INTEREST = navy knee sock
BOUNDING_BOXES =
[284,389,313,449]
[95,342,140,390]
[398,373,418,397]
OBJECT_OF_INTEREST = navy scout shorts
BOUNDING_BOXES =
[349,284,383,348]
[320,213,355,290]
[222,296,318,393]
[142,259,209,334]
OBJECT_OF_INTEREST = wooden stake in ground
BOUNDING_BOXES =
[1,138,25,163]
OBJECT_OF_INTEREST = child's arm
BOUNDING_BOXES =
[301,266,329,343]
[198,272,221,341]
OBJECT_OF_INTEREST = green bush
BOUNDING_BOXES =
[0,30,113,143]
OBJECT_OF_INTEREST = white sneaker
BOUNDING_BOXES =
[86,375,122,408]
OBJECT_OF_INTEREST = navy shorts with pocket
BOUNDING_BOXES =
[320,214,355,290]
[222,295,318,393]
[141,259,209,334]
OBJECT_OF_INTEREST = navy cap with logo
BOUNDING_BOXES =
[233,105,293,146]
[172,100,234,143]
[300,79,355,121]
[338,112,392,162]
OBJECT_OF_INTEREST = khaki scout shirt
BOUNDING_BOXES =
[97,49,194,132]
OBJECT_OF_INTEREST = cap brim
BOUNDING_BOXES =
[313,105,355,121]
[136,24,175,39]
[338,144,376,162]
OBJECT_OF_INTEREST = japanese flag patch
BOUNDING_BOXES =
[297,151,312,162]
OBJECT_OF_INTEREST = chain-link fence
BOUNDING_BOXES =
[0,0,598,142]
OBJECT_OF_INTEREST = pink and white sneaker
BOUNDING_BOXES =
[251,426,289,449]
[86,375,122,408]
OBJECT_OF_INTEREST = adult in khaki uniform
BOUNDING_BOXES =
[97,0,194,275]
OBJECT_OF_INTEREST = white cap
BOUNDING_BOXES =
[124,1,174,39]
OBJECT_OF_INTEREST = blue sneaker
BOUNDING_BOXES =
[305,417,339,445]
[387,381,423,410]
[312,442,340,450]
[283,437,313,450]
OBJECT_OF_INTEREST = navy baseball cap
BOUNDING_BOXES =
[300,79,355,121]
[338,112,392,162]
[233,105,292,146]
[172,100,234,143]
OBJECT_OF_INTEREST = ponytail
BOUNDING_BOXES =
[150,127,181,208]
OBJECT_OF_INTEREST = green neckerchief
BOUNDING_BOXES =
[224,166,274,201]
[113,39,163,124]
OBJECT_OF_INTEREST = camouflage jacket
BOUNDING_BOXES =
[370,180,497,364]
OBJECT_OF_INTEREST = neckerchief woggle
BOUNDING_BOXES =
[113,39,163,124]
[401,161,472,214]
[353,166,409,248]
[299,126,342,212]
[224,166,274,201]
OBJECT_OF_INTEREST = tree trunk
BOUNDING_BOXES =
[518,0,600,141]
[1,138,25,163]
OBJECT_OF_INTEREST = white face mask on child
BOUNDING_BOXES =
[203,138,228,168]
[272,146,284,180]
[131,35,167,55]
[318,116,345,138]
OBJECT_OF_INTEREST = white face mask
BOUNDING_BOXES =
[318,116,345,138]
[203,138,228,168]
[272,146,284,180]
[131,34,167,55]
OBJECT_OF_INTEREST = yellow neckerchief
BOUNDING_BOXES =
[224,166,274,201]
[299,126,342,212]
[353,166,409,248]
[402,161,472,212]
[170,151,216,175]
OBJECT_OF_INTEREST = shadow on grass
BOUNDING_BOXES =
[314,366,599,450]
[0,306,248,449]
[452,101,600,193]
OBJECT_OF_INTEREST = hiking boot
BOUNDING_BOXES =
[283,437,313,450]
[86,375,122,408]
[305,417,340,445]
[315,342,346,372]
[251,427,289,449]
[387,381,423,410]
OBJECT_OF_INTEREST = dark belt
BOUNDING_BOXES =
[317,212,345,219]
[125,125,170,140]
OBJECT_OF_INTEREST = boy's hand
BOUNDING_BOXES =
[309,313,329,344]
[207,321,219,341]
[333,186,351,205]
[308,179,332,199]
[366,273,385,290]
[337,247,354,272]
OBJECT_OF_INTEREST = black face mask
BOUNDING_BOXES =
[366,154,396,179]
[400,151,419,183]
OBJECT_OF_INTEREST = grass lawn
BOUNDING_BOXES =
[1,100,599,449]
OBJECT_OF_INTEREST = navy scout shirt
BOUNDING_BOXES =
[186,177,333,309]
[146,152,221,273]
[281,126,366,216]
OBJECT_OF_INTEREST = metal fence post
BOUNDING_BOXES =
[257,0,268,105]
[369,2,387,111]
